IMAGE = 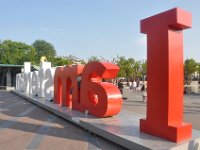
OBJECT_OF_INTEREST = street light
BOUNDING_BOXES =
[197,65,200,84]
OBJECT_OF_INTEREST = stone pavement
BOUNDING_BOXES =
[0,91,126,150]
[122,89,200,130]
[1,90,200,150]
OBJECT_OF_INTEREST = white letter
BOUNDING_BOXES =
[44,68,55,101]
[32,71,39,96]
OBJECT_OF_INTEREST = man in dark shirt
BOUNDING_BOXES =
[118,80,123,95]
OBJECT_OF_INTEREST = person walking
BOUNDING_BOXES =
[118,80,124,95]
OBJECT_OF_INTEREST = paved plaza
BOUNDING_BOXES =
[0,91,126,150]
[0,90,200,149]
[122,89,200,130]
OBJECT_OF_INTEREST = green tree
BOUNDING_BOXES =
[52,57,73,66]
[32,40,56,63]
[88,56,100,62]
[184,58,197,84]
[115,56,146,80]
[132,60,142,79]
[80,60,87,65]
[0,40,36,64]
[141,60,147,81]
[196,62,200,83]
[116,56,134,78]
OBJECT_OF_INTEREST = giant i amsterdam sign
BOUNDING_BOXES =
[16,8,192,143]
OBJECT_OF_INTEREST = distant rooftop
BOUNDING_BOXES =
[0,64,39,71]
[57,55,84,64]
[0,64,23,67]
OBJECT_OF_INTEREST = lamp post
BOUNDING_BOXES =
[197,65,200,84]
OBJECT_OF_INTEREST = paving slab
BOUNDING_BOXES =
[122,90,200,130]
[0,91,126,150]
[12,90,200,150]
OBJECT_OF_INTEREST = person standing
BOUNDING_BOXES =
[136,80,140,91]
[132,80,137,91]
[128,80,132,90]
[142,87,147,102]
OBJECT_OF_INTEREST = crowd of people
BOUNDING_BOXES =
[117,79,147,102]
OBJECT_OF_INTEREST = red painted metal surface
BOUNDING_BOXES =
[54,67,64,105]
[70,65,85,111]
[54,65,84,108]
[81,61,122,117]
[54,62,122,118]
[140,8,192,142]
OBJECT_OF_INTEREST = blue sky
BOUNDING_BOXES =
[0,0,200,61]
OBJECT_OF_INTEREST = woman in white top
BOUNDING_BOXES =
[142,86,147,102]
[132,80,137,91]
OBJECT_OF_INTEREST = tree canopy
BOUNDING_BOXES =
[52,57,73,66]
[88,56,100,62]
[0,40,36,65]
[184,58,198,83]
[0,39,199,83]
[115,56,146,80]
[32,40,56,63]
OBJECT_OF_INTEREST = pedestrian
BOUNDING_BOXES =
[128,80,132,90]
[136,80,139,91]
[118,80,124,95]
[142,87,147,102]
[77,75,81,102]
[132,80,137,91]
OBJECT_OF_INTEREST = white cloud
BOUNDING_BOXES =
[135,35,147,45]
